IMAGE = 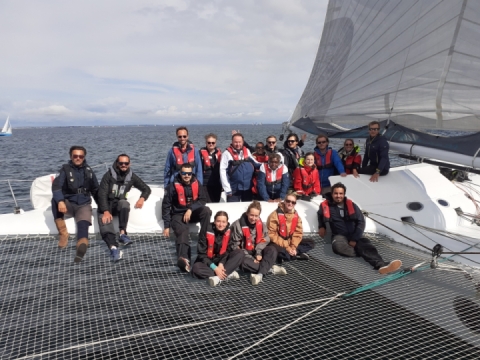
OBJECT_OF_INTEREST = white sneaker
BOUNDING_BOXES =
[208,276,221,287]
[251,273,263,286]
[227,271,240,280]
[269,265,287,275]
[379,260,402,275]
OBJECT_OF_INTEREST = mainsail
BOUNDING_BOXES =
[0,116,12,135]
[290,0,480,132]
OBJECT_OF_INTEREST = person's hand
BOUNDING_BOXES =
[183,209,192,223]
[163,228,170,237]
[301,133,307,142]
[214,263,227,280]
[340,172,347,177]
[58,201,67,213]
[353,170,360,178]
[348,240,357,247]
[231,130,239,135]
[369,173,380,182]
[254,255,262,263]
[318,228,326,237]
[288,247,297,256]
[135,198,145,209]
[102,211,113,224]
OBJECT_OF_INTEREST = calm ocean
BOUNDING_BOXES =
[0,123,406,214]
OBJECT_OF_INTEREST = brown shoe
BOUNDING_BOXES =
[54,218,69,249]
[378,260,402,275]
[74,238,89,264]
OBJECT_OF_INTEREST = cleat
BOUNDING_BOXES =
[119,233,132,247]
[269,265,287,275]
[208,276,221,287]
[74,238,89,264]
[110,247,123,262]
[227,271,240,280]
[251,273,263,286]
[379,260,403,275]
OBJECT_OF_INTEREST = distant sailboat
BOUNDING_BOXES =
[0,116,12,136]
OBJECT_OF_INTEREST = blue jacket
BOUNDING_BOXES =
[164,142,203,186]
[256,165,289,201]
[52,161,99,206]
[362,135,390,173]
[227,158,256,192]
[314,147,345,188]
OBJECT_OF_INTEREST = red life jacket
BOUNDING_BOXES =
[265,165,284,185]
[227,146,249,161]
[343,153,362,174]
[253,153,269,163]
[241,219,264,251]
[314,149,333,170]
[299,167,313,190]
[173,144,196,170]
[174,180,199,207]
[321,199,356,221]
[206,229,230,258]
[200,148,221,171]
[276,208,299,240]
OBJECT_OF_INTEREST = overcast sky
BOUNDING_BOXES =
[0,0,328,126]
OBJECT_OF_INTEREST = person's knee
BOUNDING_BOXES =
[332,239,355,257]
[118,200,130,210]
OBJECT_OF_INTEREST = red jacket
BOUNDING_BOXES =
[292,166,320,195]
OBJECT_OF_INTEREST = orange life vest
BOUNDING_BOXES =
[299,167,313,190]
[276,208,299,240]
[227,146,249,162]
[206,229,230,258]
[253,153,269,163]
[321,199,356,221]
[173,144,196,170]
[200,148,221,171]
[265,165,284,185]
[343,153,361,174]
[314,149,333,170]
[241,219,264,251]
[174,180,199,207]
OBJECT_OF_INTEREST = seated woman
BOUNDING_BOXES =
[256,154,289,202]
[230,201,287,286]
[192,211,245,287]
[338,139,361,177]
[292,152,320,201]
[267,192,315,262]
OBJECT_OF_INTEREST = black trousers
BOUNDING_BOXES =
[191,249,244,279]
[97,199,130,249]
[359,165,389,176]
[241,245,277,275]
[270,238,315,262]
[227,189,253,203]
[203,185,222,203]
[332,235,386,269]
[171,206,212,261]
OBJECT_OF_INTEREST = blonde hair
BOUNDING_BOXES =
[247,200,262,214]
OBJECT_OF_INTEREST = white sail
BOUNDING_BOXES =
[1,116,9,133]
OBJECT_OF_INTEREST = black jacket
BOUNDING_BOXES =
[162,174,208,228]
[362,135,390,172]
[52,160,99,206]
[200,147,221,187]
[195,222,235,267]
[97,163,151,213]
[317,197,365,241]
[281,141,304,178]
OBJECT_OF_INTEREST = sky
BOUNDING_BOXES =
[0,0,328,127]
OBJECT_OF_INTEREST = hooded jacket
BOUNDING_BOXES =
[230,213,270,257]
[267,202,303,252]
[256,163,290,201]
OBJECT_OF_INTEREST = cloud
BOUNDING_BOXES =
[24,105,72,116]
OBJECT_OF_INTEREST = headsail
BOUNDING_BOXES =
[290,0,480,132]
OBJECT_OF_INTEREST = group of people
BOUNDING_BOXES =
[51,121,401,286]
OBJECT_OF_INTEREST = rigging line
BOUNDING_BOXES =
[286,262,338,295]
[228,293,345,360]
[16,296,339,360]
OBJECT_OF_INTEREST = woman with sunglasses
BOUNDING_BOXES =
[338,139,361,178]
[192,211,244,287]
[267,192,315,262]
[292,152,320,200]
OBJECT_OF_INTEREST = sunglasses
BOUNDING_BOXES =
[181,172,192,176]
[177,135,188,138]
[369,128,379,131]
[287,140,297,143]
[118,162,130,166]
[344,143,353,146]
[267,141,276,144]
[317,141,327,144]
[207,142,216,145]
[285,199,296,205]
[256,147,264,150]
[72,155,85,159]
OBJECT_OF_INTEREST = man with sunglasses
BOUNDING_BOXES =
[359,121,390,182]
[51,145,99,263]
[97,154,151,262]
[199,133,222,203]
[164,126,203,187]
[264,135,284,165]
[162,163,211,272]
[314,135,346,195]
[267,192,315,262]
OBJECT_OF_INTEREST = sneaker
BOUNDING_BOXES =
[379,260,402,275]
[251,273,263,286]
[227,271,240,280]
[269,265,287,275]
[119,233,132,247]
[208,276,221,287]
[110,247,123,262]
[177,257,191,272]
[296,253,310,261]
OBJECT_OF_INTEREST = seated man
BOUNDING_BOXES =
[256,153,289,202]
[192,211,244,287]
[359,121,390,182]
[97,154,151,262]
[51,145,99,263]
[230,201,287,286]
[317,182,402,274]
[162,163,212,272]
[267,193,315,262]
